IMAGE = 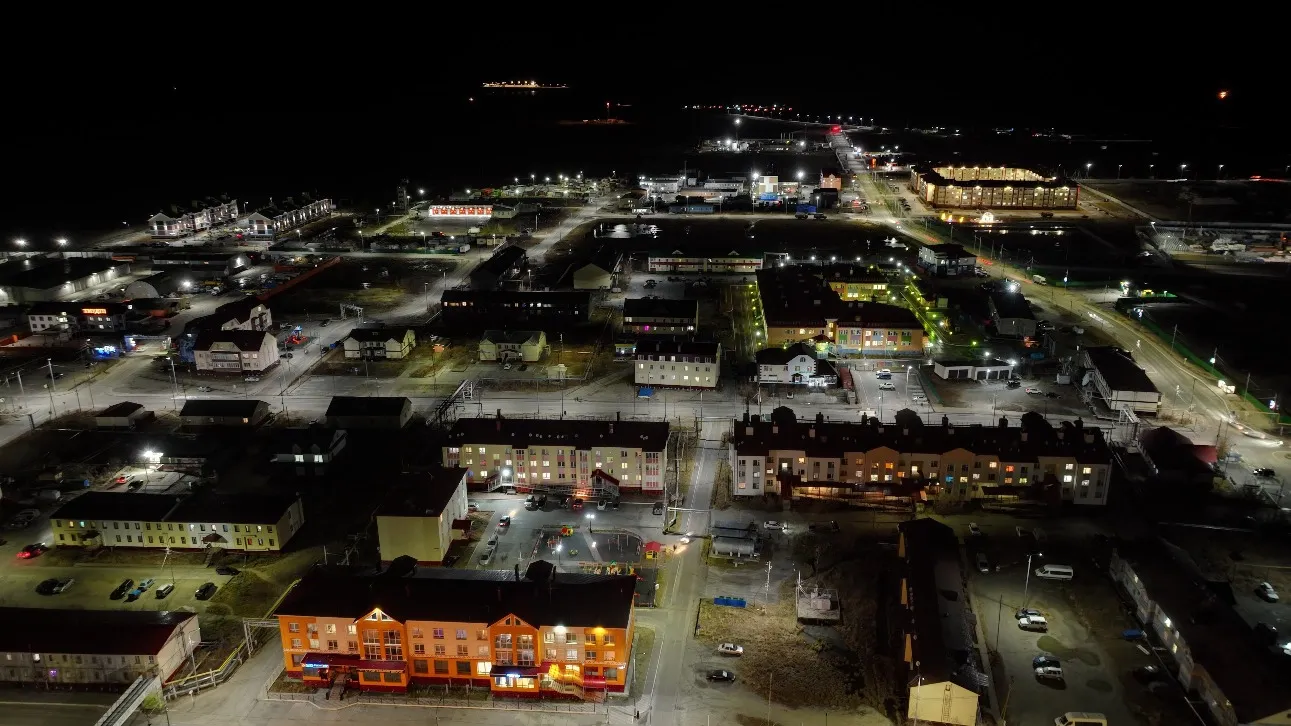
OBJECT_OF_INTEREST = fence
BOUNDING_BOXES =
[162,642,245,699]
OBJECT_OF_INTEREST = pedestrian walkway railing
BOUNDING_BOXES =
[162,641,246,699]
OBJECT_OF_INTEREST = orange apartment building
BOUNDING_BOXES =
[273,561,636,700]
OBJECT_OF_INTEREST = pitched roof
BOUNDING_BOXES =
[274,563,637,629]
[482,330,544,346]
[375,468,469,518]
[347,326,414,342]
[179,399,267,419]
[623,298,698,320]
[581,245,622,274]
[448,416,669,452]
[96,401,145,417]
[1083,347,1158,394]
[0,608,196,656]
[756,342,817,366]
[325,396,410,417]
[899,519,981,691]
[192,329,273,352]
[471,245,527,280]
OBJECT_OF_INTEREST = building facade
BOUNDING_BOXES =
[0,609,200,686]
[633,340,720,390]
[148,198,240,238]
[987,290,1037,338]
[179,399,271,427]
[910,167,1077,209]
[479,330,547,362]
[646,251,764,274]
[755,343,835,386]
[271,429,348,476]
[344,328,417,360]
[192,330,278,373]
[50,491,304,552]
[622,298,698,336]
[444,415,669,495]
[916,243,977,278]
[27,301,133,334]
[729,413,1112,505]
[1079,347,1162,415]
[440,291,590,327]
[325,396,413,429]
[244,199,333,239]
[273,563,636,700]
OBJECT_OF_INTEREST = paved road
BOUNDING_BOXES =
[0,693,114,726]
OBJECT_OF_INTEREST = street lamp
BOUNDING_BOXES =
[1116,164,1122,179]
[14,238,26,247]
[1085,162,1093,178]
[418,188,424,196]
[56,238,68,246]
[797,170,804,180]
[1179,163,1187,178]
[1217,163,1224,179]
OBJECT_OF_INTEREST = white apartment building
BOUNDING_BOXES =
[444,415,669,494]
[634,340,720,390]
[192,330,278,373]
[729,414,1112,504]
[0,609,200,685]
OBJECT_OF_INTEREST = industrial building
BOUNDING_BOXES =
[49,490,305,552]
[26,300,136,334]
[729,411,1113,505]
[1078,347,1161,415]
[149,252,250,277]
[0,257,132,304]
[478,330,547,362]
[0,608,200,685]
[375,468,470,565]
[94,401,153,429]
[910,166,1078,209]
[444,414,669,495]
[987,288,1037,338]
[633,340,721,390]
[622,298,698,336]
[932,359,1014,381]
[646,250,764,275]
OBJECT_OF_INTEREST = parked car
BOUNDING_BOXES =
[1025,387,1042,395]
[195,582,218,600]
[763,521,785,531]
[36,578,60,595]
[1016,607,1043,620]
[808,521,840,533]
[155,583,175,599]
[717,643,744,656]
[503,363,513,371]
[975,552,991,573]
[1034,665,1064,680]
[197,386,213,392]
[498,516,511,527]
[706,669,736,682]
[486,536,499,548]
[467,501,479,512]
[216,566,240,576]
[1256,582,1279,602]
[878,382,896,391]
[244,375,260,383]
[1033,655,1060,669]
[1018,615,1049,632]
[1253,467,1276,477]
[479,549,493,567]
[111,579,134,599]
[18,543,49,559]
[1253,623,1279,646]
[1132,665,1164,684]
[968,523,982,537]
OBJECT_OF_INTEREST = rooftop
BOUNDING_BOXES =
[1116,539,1291,723]
[834,301,923,328]
[988,289,1035,320]
[756,342,817,366]
[180,399,267,419]
[633,339,720,358]
[192,329,273,352]
[27,300,134,317]
[899,519,981,690]
[471,245,527,280]
[623,298,699,320]
[448,415,669,452]
[817,263,889,285]
[581,245,622,274]
[732,412,1111,463]
[274,562,637,629]
[326,396,410,417]
[96,401,145,417]
[1084,347,1159,394]
[375,468,469,518]
[347,326,413,342]
[53,492,181,523]
[168,490,299,525]
[918,242,975,260]
[0,258,125,291]
[442,289,589,306]
[481,330,544,346]
[0,608,196,656]
[919,166,1071,188]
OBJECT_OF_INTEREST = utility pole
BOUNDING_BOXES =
[45,358,57,416]
[763,562,772,606]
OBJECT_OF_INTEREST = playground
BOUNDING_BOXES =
[527,526,647,573]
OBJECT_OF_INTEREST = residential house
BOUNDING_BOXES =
[344,327,417,360]
[375,468,470,565]
[325,396,413,429]
[273,561,636,699]
[147,198,240,238]
[1111,540,1291,726]
[819,264,891,302]
[444,414,669,495]
[987,289,1037,338]
[179,399,270,427]
[915,243,976,277]
[94,401,152,429]
[622,298,698,336]
[244,198,333,240]
[728,411,1113,505]
[271,428,348,476]
[0,609,200,685]
[50,490,304,552]
[192,330,277,373]
[479,330,547,363]
[633,340,720,390]
[833,303,925,357]
[897,519,982,726]
[755,343,835,387]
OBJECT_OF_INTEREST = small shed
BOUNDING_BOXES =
[643,541,663,560]
[94,401,152,429]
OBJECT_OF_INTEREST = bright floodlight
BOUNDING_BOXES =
[14,238,26,246]
[56,238,68,246]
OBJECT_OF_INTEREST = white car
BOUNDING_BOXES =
[503,363,513,371]
[679,531,694,544]
[1256,582,1279,602]
[1018,615,1048,632]
[197,386,213,393]
[1025,387,1042,395]
[1034,665,1064,680]
[763,521,785,531]
[717,643,744,656]
[878,382,896,391]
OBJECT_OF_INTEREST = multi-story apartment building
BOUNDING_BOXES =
[834,303,925,356]
[192,330,278,373]
[646,250,764,275]
[148,198,240,238]
[729,412,1112,505]
[440,290,590,327]
[375,468,469,566]
[273,561,636,700]
[444,415,669,495]
[633,340,720,390]
[50,490,305,551]
[26,301,134,334]
[622,298,698,336]
[819,263,891,302]
[0,609,200,686]
[244,198,334,240]
[756,266,925,354]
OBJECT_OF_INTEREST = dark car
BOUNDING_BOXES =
[18,543,49,559]
[1132,665,1164,684]
[195,582,217,600]
[1032,655,1060,669]
[1015,607,1042,620]
[706,669,735,682]
[111,579,134,599]
[808,521,840,532]
[498,516,511,527]
[215,566,240,576]
[442,554,459,568]
[1253,467,1276,478]
[1254,623,1278,645]
[36,577,59,595]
